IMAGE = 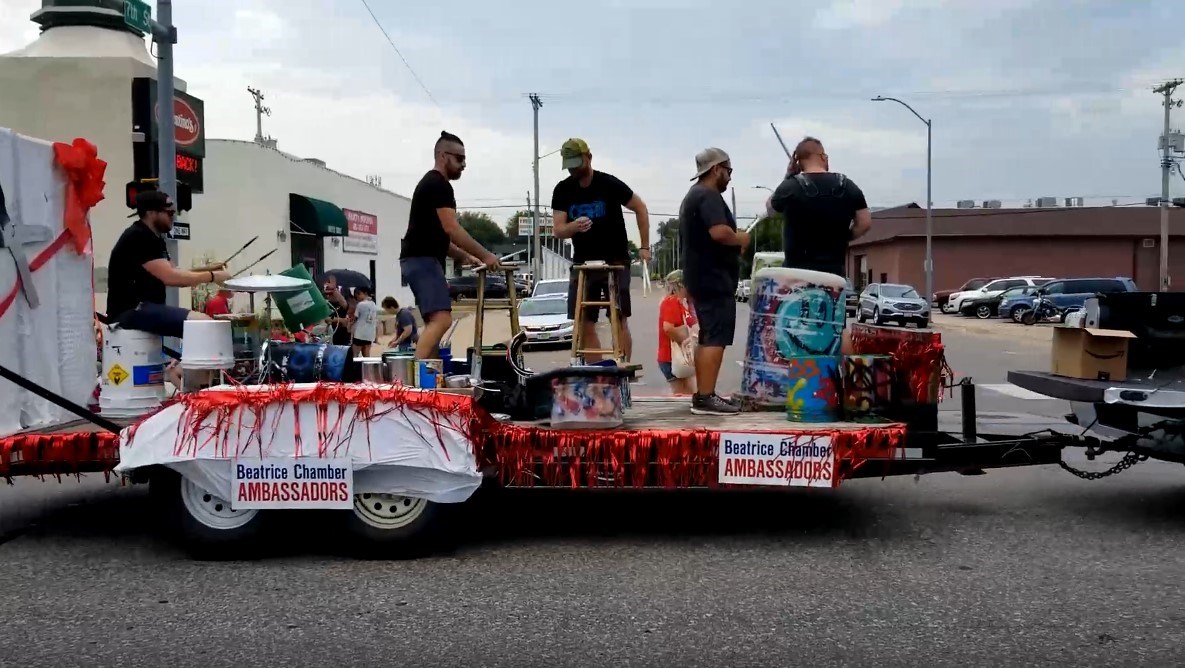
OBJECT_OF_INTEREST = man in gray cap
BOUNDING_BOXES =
[678,147,749,415]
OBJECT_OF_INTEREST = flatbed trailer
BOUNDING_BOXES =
[0,380,1086,559]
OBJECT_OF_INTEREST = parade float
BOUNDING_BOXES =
[4,128,1184,560]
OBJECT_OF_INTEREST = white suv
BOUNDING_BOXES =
[947,276,1050,314]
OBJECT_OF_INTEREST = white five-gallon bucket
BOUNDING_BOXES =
[99,326,166,418]
[180,319,235,370]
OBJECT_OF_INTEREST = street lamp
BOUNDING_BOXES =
[872,95,933,304]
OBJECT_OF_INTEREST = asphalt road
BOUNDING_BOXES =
[2,291,1183,667]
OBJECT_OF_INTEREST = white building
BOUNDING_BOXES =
[199,139,412,307]
[0,1,416,313]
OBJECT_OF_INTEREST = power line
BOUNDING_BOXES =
[358,0,438,108]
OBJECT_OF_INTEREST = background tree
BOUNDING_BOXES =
[740,214,783,279]
[458,211,506,248]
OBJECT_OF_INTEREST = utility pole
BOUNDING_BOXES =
[1154,79,1183,291]
[247,86,272,145]
[529,94,543,282]
[525,192,533,271]
[150,0,181,337]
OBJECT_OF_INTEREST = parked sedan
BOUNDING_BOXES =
[935,277,997,311]
[856,283,930,328]
[959,285,1036,319]
[947,277,1050,314]
[518,296,573,346]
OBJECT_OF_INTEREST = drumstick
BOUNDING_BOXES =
[770,123,792,158]
[192,237,260,273]
[222,235,259,266]
[231,248,277,277]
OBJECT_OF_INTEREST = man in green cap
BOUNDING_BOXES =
[551,138,651,362]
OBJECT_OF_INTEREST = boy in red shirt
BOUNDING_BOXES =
[656,270,697,395]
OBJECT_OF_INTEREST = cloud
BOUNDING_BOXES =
[0,0,1182,239]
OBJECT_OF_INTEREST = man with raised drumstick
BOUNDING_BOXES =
[107,190,230,338]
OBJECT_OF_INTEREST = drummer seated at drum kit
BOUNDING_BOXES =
[106,190,231,387]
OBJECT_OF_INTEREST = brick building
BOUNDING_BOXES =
[847,204,1185,294]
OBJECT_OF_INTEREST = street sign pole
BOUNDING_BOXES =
[126,0,180,344]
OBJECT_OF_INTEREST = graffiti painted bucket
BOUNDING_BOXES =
[740,267,848,409]
[841,354,895,417]
[785,355,842,423]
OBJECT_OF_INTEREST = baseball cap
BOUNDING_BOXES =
[665,269,684,284]
[691,147,730,181]
[561,138,590,170]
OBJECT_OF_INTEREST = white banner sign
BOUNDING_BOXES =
[342,208,379,255]
[231,458,354,509]
[717,433,835,488]
[517,215,553,237]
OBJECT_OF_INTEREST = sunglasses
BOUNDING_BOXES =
[445,151,466,162]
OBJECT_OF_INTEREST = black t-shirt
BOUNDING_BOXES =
[106,220,169,318]
[331,302,352,346]
[679,183,740,299]
[769,172,868,277]
[551,170,634,264]
[400,169,457,267]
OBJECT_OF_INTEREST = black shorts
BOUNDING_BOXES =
[352,338,374,347]
[115,302,190,339]
[690,295,736,347]
[400,256,452,318]
[567,266,632,322]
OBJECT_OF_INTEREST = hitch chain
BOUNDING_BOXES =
[1059,451,1148,480]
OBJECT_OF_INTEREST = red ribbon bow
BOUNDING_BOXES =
[52,138,107,255]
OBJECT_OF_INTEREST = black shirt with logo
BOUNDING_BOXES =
[679,183,740,299]
[551,170,634,264]
[769,172,868,277]
[400,169,457,267]
[106,221,169,318]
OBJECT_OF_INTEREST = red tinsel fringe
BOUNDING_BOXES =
[482,419,907,490]
[121,384,483,463]
[849,325,951,404]
[0,431,120,482]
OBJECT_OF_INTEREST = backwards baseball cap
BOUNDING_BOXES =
[560,138,590,170]
[691,147,731,181]
[130,189,172,218]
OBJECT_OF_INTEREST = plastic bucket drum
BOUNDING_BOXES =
[549,371,626,430]
[275,264,333,332]
[842,354,895,417]
[784,355,842,423]
[180,319,235,369]
[100,326,165,416]
[745,267,848,363]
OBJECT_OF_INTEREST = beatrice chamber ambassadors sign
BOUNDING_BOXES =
[342,209,378,254]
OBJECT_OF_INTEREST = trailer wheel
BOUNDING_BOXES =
[344,493,447,559]
[151,468,266,560]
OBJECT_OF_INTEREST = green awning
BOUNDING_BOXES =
[289,194,347,236]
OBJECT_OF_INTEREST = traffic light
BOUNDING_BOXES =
[123,179,192,212]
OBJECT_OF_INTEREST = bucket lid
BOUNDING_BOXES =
[223,274,313,293]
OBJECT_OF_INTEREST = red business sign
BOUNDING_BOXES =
[342,209,378,254]
[153,97,202,148]
[343,209,378,235]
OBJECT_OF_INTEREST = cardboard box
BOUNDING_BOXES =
[1051,327,1136,381]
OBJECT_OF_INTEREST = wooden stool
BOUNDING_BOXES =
[569,263,642,376]
[471,262,523,381]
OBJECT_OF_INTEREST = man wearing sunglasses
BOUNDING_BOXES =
[106,190,229,339]
[399,131,501,360]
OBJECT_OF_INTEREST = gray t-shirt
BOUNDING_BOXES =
[395,308,418,344]
[352,300,379,342]
[678,183,740,299]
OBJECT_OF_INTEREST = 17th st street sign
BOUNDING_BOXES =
[123,0,152,34]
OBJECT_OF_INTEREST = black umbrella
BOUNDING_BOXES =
[324,268,372,292]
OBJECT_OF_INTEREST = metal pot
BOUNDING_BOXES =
[444,374,471,388]
[382,352,416,384]
[359,357,384,384]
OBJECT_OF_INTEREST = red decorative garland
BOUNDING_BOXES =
[849,324,951,404]
[0,431,119,482]
[4,386,908,490]
[483,419,906,489]
[51,138,107,255]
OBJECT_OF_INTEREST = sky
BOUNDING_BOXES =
[2,0,1184,246]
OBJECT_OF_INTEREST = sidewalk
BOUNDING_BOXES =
[373,308,515,351]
